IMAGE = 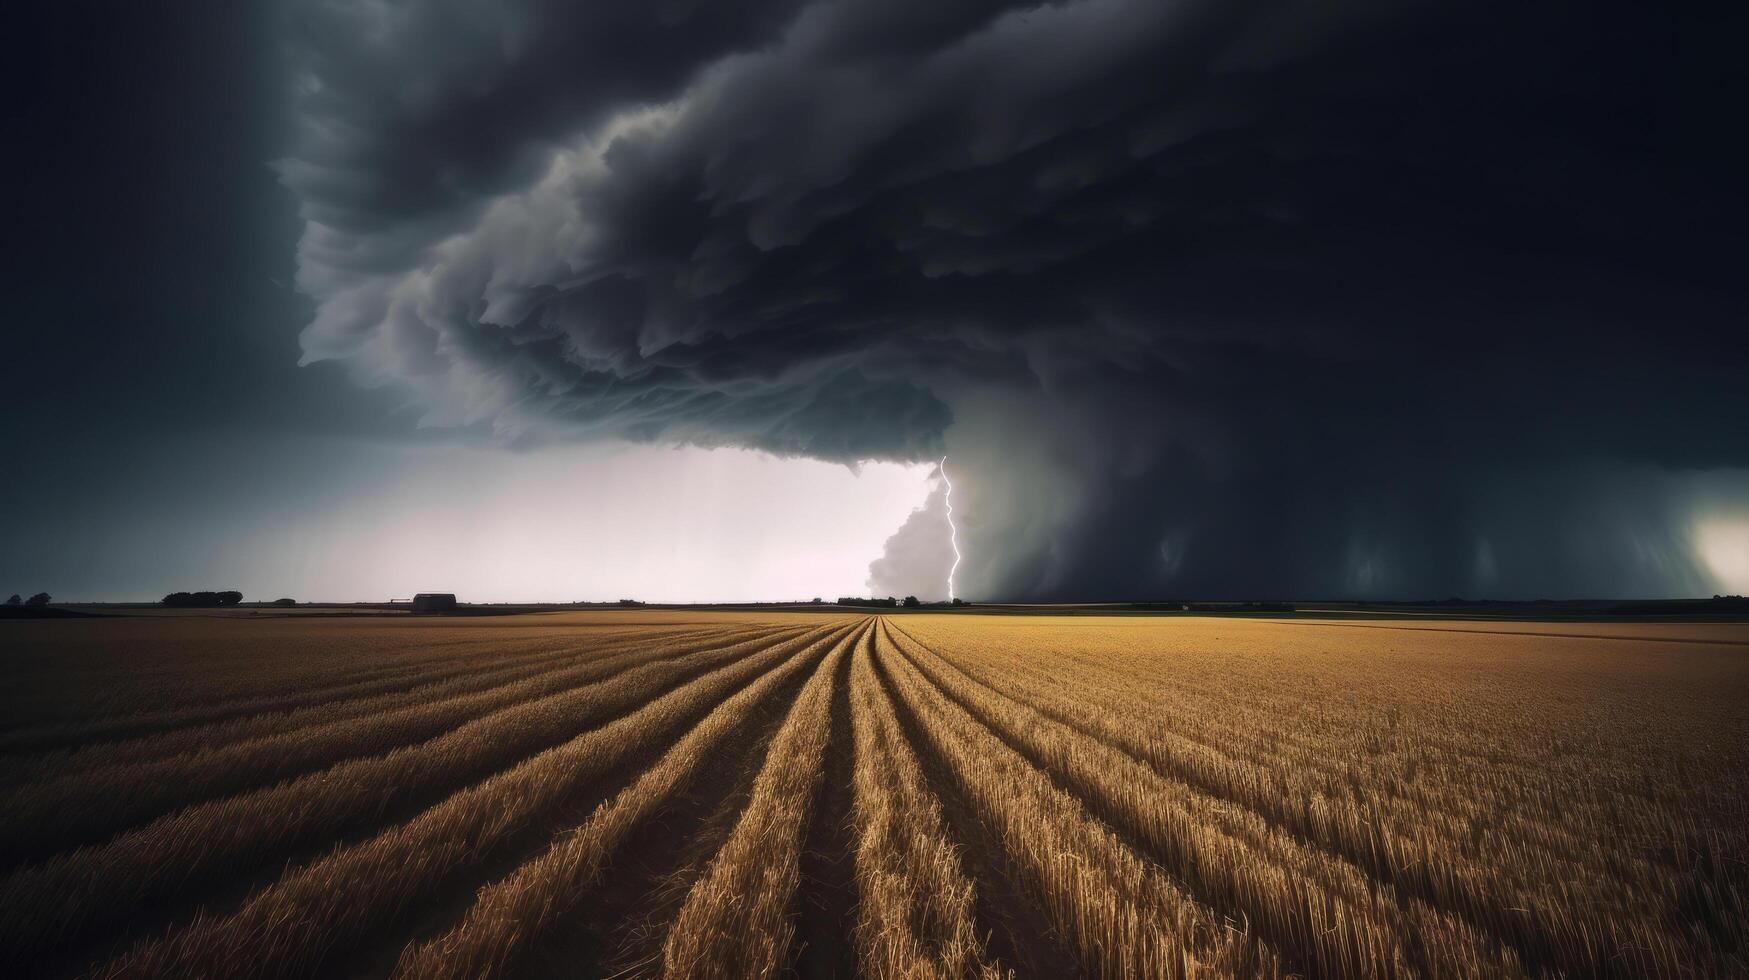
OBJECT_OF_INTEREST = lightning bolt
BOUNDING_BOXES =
[941,455,962,601]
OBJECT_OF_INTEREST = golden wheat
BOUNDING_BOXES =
[0,621,828,961]
[0,610,1741,979]
[0,620,761,785]
[98,621,854,979]
[392,621,862,980]
[846,625,1004,980]
[874,619,1274,980]
[0,623,802,863]
[660,623,857,978]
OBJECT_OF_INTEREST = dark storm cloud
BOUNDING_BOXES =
[282,0,1749,598]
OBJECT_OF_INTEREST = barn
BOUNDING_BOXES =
[411,593,458,613]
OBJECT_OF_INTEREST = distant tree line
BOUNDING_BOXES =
[162,591,244,608]
[1612,596,1749,615]
[1121,601,1294,612]
[836,595,959,608]
[6,593,51,606]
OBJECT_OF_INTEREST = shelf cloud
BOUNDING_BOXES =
[281,0,1749,599]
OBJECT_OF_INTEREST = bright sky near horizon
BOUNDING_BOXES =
[1696,518,1749,594]
[16,440,934,604]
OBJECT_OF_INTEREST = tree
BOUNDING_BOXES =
[902,595,921,608]
[273,598,297,607]
[25,593,50,607]
[5,595,19,605]
[951,597,966,606]
[163,591,245,608]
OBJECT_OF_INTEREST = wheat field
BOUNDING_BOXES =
[1,611,1744,978]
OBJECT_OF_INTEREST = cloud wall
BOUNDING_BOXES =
[279,0,1749,598]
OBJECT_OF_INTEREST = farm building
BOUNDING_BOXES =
[411,593,458,613]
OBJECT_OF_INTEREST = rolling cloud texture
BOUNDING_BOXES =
[281,0,1748,599]
[868,465,955,599]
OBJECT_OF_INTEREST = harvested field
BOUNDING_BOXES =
[1,611,1745,978]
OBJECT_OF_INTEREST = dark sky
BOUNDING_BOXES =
[5,2,422,599]
[6,1,1748,601]
[9,3,376,441]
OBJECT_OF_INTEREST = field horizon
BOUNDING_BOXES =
[19,594,1749,622]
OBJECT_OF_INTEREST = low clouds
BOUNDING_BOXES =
[867,466,954,600]
[280,0,1749,598]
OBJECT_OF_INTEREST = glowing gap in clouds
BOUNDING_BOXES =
[1695,518,1749,593]
[941,456,962,601]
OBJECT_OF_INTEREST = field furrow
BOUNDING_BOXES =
[91,621,857,980]
[660,622,857,978]
[885,621,1519,979]
[873,621,1278,980]
[0,622,832,969]
[0,629,684,756]
[952,638,1719,863]
[0,623,802,865]
[914,622,1747,846]
[786,631,864,979]
[391,620,864,980]
[898,621,1727,977]
[846,627,1006,980]
[517,654,806,979]
[0,622,760,784]
[0,632,559,741]
[875,660,1084,980]
[3,610,1741,979]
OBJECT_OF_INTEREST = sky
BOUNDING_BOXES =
[5,1,1747,603]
